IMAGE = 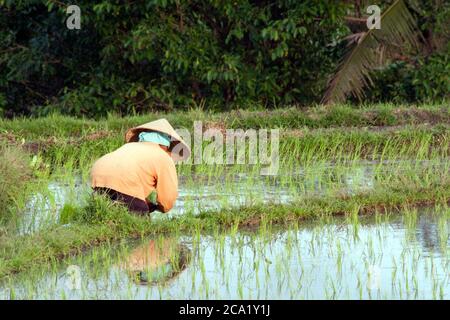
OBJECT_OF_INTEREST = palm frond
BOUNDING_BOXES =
[322,0,420,105]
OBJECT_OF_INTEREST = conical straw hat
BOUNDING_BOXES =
[125,118,191,161]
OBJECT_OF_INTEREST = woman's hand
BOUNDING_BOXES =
[146,200,164,213]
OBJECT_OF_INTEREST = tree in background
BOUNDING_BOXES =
[0,0,448,117]
[323,0,449,105]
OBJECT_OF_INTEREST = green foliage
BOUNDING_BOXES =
[1,0,347,116]
[322,0,420,104]
[368,46,450,103]
[411,49,450,101]
[0,1,448,117]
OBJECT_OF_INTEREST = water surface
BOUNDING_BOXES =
[4,207,449,299]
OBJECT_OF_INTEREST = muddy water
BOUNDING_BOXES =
[2,207,449,299]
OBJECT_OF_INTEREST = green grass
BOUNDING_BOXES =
[0,103,449,281]
[2,103,448,175]
[4,122,448,179]
[0,144,31,228]
[1,103,448,139]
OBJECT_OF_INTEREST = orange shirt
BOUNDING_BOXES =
[90,142,178,212]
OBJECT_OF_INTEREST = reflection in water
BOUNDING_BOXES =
[3,208,450,299]
[120,239,191,285]
[415,214,449,254]
[389,210,450,255]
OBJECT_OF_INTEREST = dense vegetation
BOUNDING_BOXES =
[1,0,448,117]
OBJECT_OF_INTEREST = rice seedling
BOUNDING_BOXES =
[0,144,32,229]
[1,104,449,299]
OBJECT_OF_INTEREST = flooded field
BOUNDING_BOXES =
[1,104,448,301]
[3,206,449,299]
[19,159,447,234]
[3,155,448,300]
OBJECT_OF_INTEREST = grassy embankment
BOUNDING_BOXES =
[0,103,449,277]
[1,103,449,176]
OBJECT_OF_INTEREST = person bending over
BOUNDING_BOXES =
[90,119,190,215]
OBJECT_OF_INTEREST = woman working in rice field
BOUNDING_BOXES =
[90,119,190,215]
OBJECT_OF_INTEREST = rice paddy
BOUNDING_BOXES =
[0,103,449,299]
[2,207,450,299]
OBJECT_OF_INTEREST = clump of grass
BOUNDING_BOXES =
[0,144,31,223]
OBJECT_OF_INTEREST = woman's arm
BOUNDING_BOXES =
[154,157,178,213]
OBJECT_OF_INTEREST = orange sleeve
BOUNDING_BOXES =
[155,157,178,213]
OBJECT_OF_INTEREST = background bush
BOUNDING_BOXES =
[0,0,448,117]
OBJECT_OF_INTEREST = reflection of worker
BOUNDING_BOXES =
[90,119,190,215]
[121,239,190,285]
